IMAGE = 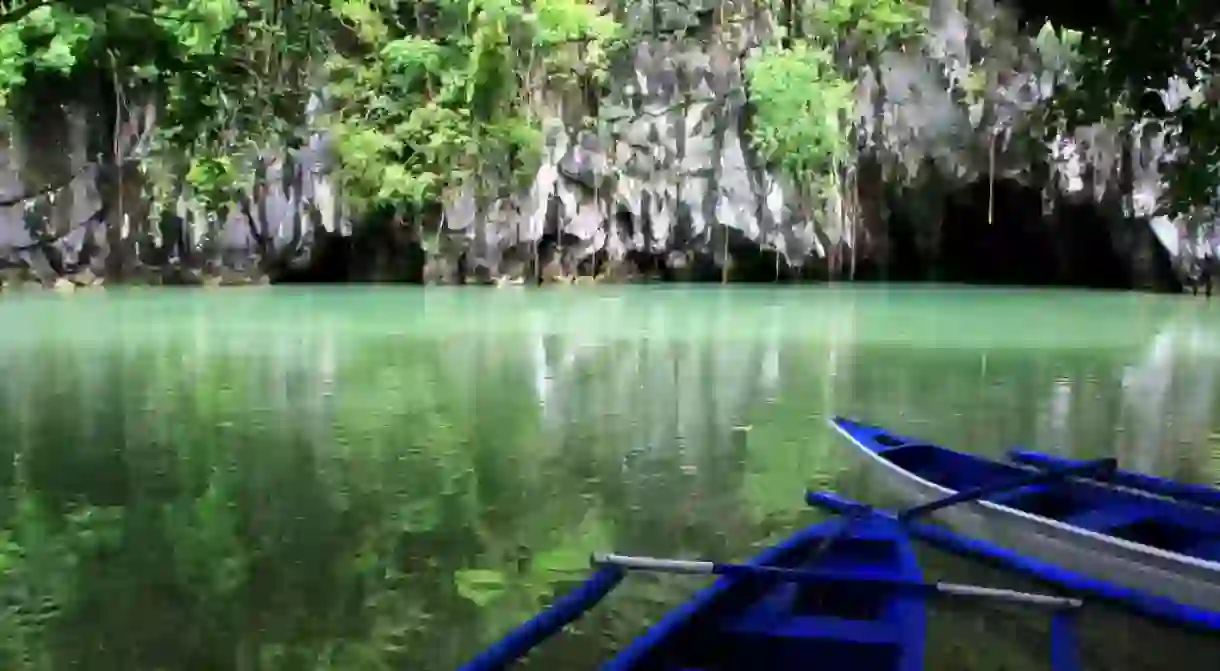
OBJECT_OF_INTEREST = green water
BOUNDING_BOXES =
[0,285,1218,670]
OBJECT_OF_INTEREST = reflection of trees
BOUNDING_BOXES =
[830,307,1220,488]
[0,289,853,669]
[911,542,1220,670]
[0,335,493,668]
[0,307,786,669]
[1113,310,1220,483]
[0,287,1216,668]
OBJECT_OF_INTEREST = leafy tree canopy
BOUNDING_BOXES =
[0,0,1216,223]
[1026,0,1220,214]
[0,0,621,217]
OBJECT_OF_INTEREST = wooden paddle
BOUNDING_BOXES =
[593,552,1082,609]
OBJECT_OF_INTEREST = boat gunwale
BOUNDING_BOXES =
[829,418,1220,574]
[805,488,1220,634]
[1006,448,1220,510]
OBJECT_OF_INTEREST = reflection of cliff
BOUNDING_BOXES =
[1115,312,1220,479]
[0,288,1219,668]
[522,289,856,450]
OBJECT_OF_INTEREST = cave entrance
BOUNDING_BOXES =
[934,178,1135,289]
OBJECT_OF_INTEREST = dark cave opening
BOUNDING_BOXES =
[937,179,1062,286]
[875,204,925,282]
[1053,197,1136,289]
[872,176,1180,291]
[933,178,1141,289]
[723,227,799,282]
[266,176,1180,291]
[274,230,355,283]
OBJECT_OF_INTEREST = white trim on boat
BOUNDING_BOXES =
[829,420,1220,573]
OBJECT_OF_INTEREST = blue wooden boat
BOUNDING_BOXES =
[828,416,1220,615]
[1007,448,1220,510]
[601,515,926,671]
[806,490,1220,634]
[458,506,1082,670]
[459,514,926,670]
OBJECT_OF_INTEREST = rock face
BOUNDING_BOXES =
[439,2,814,283]
[0,0,1195,290]
[0,94,350,288]
[434,0,1185,288]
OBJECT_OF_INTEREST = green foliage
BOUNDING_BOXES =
[0,3,98,107]
[1032,2,1220,213]
[0,0,917,224]
[746,0,926,201]
[746,42,854,195]
[0,0,324,218]
[804,0,925,47]
[0,0,245,103]
[324,0,620,215]
[0,0,1213,230]
[1163,104,1220,217]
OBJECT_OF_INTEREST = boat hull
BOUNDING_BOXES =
[832,418,1220,612]
[602,515,925,671]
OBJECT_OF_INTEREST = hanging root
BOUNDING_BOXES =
[988,130,996,226]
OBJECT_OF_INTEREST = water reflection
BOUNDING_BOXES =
[0,287,1216,669]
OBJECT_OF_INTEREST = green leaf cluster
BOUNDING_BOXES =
[745,0,926,201]
[806,0,924,47]
[0,0,614,220]
[746,41,853,195]
[323,0,621,214]
[0,0,319,214]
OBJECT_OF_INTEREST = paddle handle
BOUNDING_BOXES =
[592,553,715,574]
[935,583,1081,608]
[592,553,1081,608]
[1009,449,1220,509]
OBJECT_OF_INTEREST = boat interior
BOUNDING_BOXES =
[610,520,922,671]
[865,429,1220,564]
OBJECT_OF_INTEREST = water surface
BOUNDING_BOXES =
[0,285,1217,669]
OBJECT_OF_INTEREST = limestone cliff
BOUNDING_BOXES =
[0,0,1198,290]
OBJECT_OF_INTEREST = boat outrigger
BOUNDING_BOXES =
[1006,448,1220,510]
[459,490,1085,670]
[458,417,1220,669]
